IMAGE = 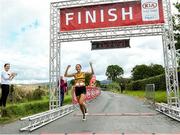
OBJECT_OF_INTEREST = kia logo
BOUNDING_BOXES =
[142,2,157,9]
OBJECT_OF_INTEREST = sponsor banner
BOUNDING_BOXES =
[89,75,96,86]
[141,0,160,21]
[60,0,164,31]
[72,87,101,104]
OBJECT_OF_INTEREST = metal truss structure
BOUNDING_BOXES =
[156,103,180,122]
[20,105,74,132]
[50,1,61,109]
[50,0,180,121]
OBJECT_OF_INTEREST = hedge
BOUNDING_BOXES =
[126,70,180,91]
[0,99,49,124]
[126,74,166,91]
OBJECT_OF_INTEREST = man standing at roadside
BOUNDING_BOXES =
[0,63,17,117]
[58,76,67,106]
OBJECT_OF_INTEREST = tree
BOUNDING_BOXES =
[105,65,124,82]
[131,64,151,80]
[131,64,164,80]
[149,64,164,76]
[173,2,180,50]
[173,2,180,67]
[85,73,92,86]
[96,80,101,87]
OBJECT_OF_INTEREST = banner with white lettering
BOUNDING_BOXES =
[60,0,164,31]
[72,87,101,104]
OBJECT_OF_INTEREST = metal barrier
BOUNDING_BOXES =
[20,104,74,132]
[156,103,180,122]
[20,87,101,132]
[145,84,155,105]
[145,84,180,122]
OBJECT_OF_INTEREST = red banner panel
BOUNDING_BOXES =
[60,0,164,31]
[89,75,96,86]
[72,87,101,104]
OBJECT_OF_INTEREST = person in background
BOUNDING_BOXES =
[64,79,68,95]
[0,63,17,117]
[58,76,67,106]
[64,62,94,121]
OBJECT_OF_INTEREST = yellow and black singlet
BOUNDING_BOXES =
[74,72,85,86]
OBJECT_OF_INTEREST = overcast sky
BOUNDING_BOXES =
[0,0,178,84]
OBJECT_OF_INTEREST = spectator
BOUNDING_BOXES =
[58,76,67,106]
[0,63,17,117]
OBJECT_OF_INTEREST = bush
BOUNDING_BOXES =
[3,85,48,103]
[124,90,167,103]
[126,74,166,91]
[0,91,72,124]
[0,99,49,124]
[126,70,180,91]
[12,85,29,103]
[107,82,120,92]
[32,86,46,100]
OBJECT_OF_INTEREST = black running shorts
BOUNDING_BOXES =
[75,86,86,97]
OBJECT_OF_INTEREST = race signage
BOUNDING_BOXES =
[141,0,160,21]
[91,39,130,50]
[72,87,101,104]
[89,75,96,86]
[60,0,164,31]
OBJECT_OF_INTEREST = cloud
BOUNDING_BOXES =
[60,36,164,81]
[0,0,176,83]
[0,0,50,83]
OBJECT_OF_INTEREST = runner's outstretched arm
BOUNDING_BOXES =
[64,65,74,77]
[85,62,94,75]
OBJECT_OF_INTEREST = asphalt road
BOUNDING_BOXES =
[0,91,180,134]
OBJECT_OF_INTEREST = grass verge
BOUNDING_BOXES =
[124,90,167,103]
[0,94,72,124]
[108,89,167,103]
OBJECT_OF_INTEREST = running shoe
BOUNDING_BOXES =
[82,114,86,121]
